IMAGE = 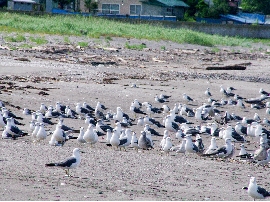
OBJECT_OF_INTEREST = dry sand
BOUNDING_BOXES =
[0,33,270,200]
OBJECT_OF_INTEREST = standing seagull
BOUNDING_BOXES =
[204,137,218,154]
[202,138,234,158]
[138,131,153,150]
[205,87,212,97]
[183,93,193,102]
[45,148,81,176]
[242,177,270,201]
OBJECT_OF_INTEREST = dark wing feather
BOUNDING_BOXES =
[100,125,113,132]
[257,186,270,197]
[119,138,128,146]
[174,115,187,124]
[56,157,77,168]
[172,122,179,131]
[192,143,199,152]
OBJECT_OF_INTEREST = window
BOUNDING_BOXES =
[130,4,141,15]
[165,7,174,15]
[102,4,119,14]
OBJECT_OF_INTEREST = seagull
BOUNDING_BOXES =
[76,103,91,118]
[162,137,173,155]
[39,103,48,114]
[5,118,26,139]
[83,124,98,146]
[82,102,94,112]
[164,115,179,132]
[204,87,212,97]
[259,88,269,96]
[254,113,261,122]
[183,93,193,102]
[242,117,256,125]
[202,138,234,158]
[130,104,146,118]
[154,95,167,103]
[146,105,162,117]
[77,127,86,144]
[96,101,108,111]
[251,104,264,110]
[65,105,77,118]
[236,144,253,160]
[45,108,62,118]
[236,99,245,109]
[130,132,139,151]
[29,120,35,132]
[144,124,161,136]
[256,149,270,166]
[110,129,120,149]
[174,139,186,153]
[180,104,194,117]
[132,99,142,109]
[220,85,228,97]
[195,134,204,153]
[231,113,243,121]
[36,122,47,142]
[50,124,75,146]
[118,129,132,151]
[162,105,170,114]
[262,118,270,127]
[138,131,153,150]
[175,129,185,141]
[55,102,66,113]
[242,177,270,201]
[36,113,54,125]
[94,108,105,120]
[185,135,201,155]
[253,144,268,161]
[85,115,96,126]
[235,122,247,136]
[32,122,40,140]
[96,119,113,135]
[159,94,171,99]
[137,117,144,126]
[22,108,32,115]
[144,115,163,128]
[45,148,81,176]
[204,137,218,154]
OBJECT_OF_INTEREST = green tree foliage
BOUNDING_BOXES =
[53,0,73,9]
[184,0,199,17]
[195,0,231,18]
[241,0,270,15]
[84,0,98,13]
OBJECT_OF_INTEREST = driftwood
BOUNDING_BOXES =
[206,62,251,70]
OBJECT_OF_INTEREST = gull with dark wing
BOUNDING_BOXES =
[45,148,81,176]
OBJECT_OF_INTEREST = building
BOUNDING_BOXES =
[140,0,189,19]
[96,0,188,19]
[97,0,142,15]
[8,0,40,11]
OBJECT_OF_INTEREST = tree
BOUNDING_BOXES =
[196,0,231,18]
[184,0,199,17]
[84,0,98,13]
[241,0,270,15]
[53,0,73,9]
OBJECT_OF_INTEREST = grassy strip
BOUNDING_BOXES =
[0,12,269,47]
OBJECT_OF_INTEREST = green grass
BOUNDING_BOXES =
[0,12,267,47]
[4,34,26,42]
[29,36,47,44]
[125,42,146,50]
[19,43,32,48]
[77,41,88,47]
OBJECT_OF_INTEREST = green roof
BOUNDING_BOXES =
[141,0,189,7]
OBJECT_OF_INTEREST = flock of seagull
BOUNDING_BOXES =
[1,84,270,200]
